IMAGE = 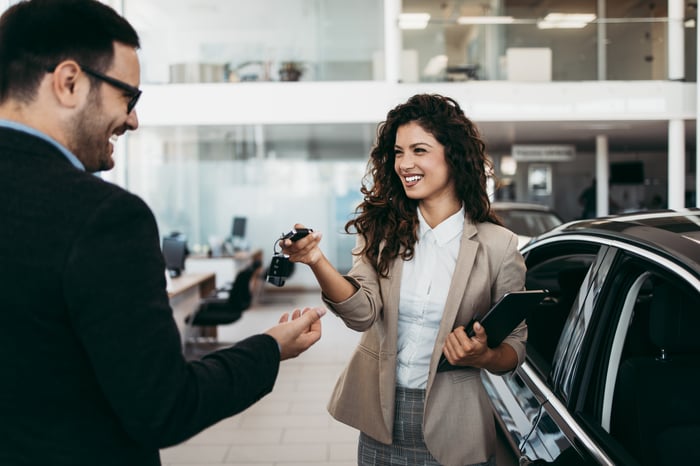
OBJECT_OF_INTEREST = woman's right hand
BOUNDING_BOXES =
[280,223,324,266]
[281,224,357,303]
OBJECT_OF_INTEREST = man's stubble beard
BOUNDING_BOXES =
[67,92,113,173]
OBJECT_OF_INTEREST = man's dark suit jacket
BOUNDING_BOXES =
[0,127,280,465]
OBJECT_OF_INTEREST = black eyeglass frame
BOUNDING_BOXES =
[80,64,141,114]
[47,63,142,114]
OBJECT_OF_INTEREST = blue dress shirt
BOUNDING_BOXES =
[0,119,85,171]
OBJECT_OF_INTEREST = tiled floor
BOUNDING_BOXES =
[161,290,361,466]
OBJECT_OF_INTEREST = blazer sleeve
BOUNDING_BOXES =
[62,189,280,448]
[489,229,528,373]
[321,235,384,332]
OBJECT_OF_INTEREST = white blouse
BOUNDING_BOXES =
[396,206,464,389]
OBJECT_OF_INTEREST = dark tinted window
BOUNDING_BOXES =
[524,243,599,377]
[611,274,700,465]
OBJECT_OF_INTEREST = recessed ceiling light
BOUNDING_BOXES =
[537,13,596,29]
[399,13,430,30]
[457,16,515,25]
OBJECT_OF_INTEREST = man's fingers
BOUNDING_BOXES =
[299,306,326,325]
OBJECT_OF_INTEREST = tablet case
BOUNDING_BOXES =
[437,289,549,372]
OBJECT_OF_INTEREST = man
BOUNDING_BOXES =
[0,1,324,465]
[578,178,597,219]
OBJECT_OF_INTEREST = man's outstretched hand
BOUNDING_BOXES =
[265,307,325,360]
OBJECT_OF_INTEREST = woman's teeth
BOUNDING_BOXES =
[405,175,422,182]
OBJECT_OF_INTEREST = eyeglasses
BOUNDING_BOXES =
[79,64,142,114]
[47,63,142,114]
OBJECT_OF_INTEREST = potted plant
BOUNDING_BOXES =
[279,61,305,81]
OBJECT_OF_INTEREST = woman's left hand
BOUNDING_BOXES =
[442,322,491,368]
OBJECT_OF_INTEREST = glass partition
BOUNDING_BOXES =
[401,0,695,82]
[1,1,696,82]
[122,0,384,84]
[125,124,373,273]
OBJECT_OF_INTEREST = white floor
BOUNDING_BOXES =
[161,290,361,466]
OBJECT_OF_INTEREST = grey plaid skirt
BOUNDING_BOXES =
[357,386,494,466]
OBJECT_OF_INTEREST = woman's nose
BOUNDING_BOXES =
[398,154,414,170]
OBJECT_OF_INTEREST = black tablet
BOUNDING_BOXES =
[437,289,549,372]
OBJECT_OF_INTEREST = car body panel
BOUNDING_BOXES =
[483,209,700,466]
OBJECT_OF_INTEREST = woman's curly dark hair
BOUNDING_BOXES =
[346,94,501,277]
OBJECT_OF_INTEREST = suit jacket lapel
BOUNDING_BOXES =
[428,217,479,386]
[378,257,403,430]
[382,257,403,352]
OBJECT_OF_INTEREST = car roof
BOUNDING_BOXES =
[536,209,700,276]
[492,201,556,212]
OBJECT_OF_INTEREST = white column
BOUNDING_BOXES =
[668,0,685,80]
[668,119,686,209]
[597,0,606,80]
[596,135,609,217]
[384,0,401,83]
[254,124,265,160]
[484,0,505,81]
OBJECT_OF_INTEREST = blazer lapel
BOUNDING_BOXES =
[378,257,403,430]
[428,218,479,384]
[381,257,403,352]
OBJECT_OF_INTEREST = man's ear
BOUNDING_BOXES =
[49,61,87,109]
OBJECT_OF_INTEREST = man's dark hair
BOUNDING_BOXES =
[0,0,140,103]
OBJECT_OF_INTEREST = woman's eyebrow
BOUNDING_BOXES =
[395,141,433,149]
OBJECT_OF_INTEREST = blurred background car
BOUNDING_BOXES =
[483,209,700,466]
[492,202,564,247]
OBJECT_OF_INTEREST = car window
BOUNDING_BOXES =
[523,242,600,379]
[572,253,700,466]
[607,271,700,465]
[525,254,594,376]
[555,246,617,403]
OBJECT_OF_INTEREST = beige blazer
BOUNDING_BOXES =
[324,217,526,466]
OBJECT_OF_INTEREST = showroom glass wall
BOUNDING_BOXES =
[116,0,386,274]
[1,0,695,275]
[111,0,696,272]
[98,0,697,85]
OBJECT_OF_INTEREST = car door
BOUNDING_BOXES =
[573,250,700,466]
[483,239,621,465]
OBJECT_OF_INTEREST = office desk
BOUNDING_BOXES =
[186,251,252,287]
[167,272,216,338]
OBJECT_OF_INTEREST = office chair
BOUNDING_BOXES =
[184,258,262,343]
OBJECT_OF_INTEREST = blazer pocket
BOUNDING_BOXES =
[356,343,379,360]
[449,368,480,383]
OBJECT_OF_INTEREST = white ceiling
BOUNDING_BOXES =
[478,119,697,152]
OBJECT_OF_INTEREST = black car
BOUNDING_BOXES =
[484,209,700,466]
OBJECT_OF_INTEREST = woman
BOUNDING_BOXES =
[283,94,526,466]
